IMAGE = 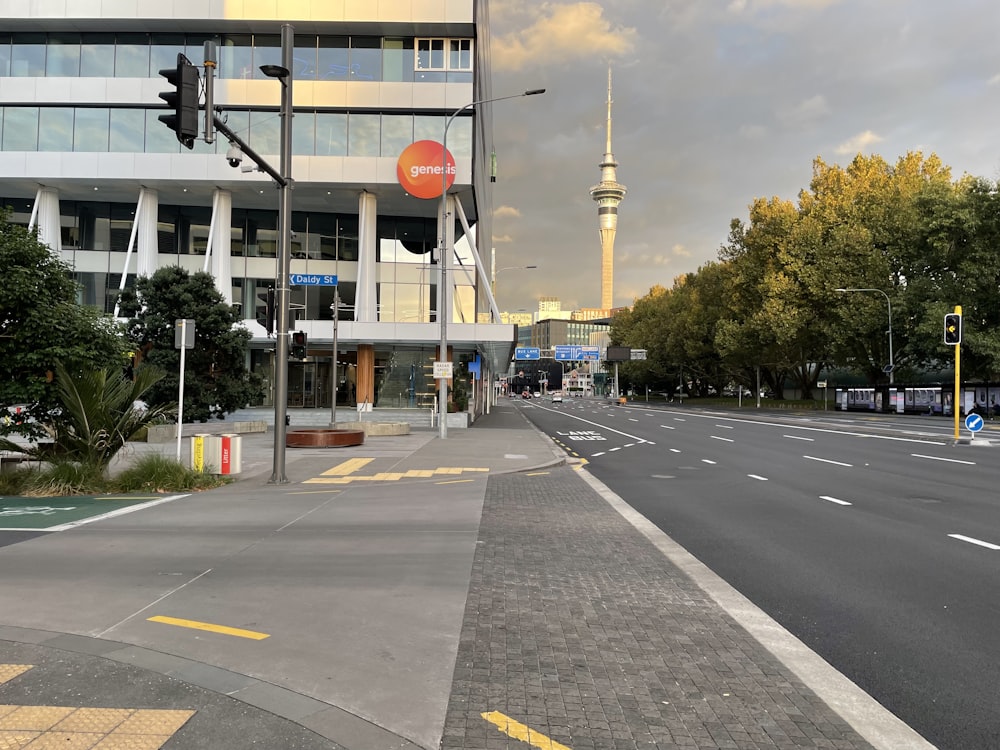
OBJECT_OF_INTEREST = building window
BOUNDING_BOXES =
[416,38,473,78]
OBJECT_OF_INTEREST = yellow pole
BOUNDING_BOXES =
[953,304,961,441]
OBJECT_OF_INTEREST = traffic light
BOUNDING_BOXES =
[256,286,275,336]
[158,53,200,149]
[944,313,962,345]
[291,331,308,359]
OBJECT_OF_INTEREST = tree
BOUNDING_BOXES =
[118,266,264,421]
[0,208,126,440]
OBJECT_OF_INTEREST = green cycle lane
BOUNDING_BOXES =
[0,494,183,530]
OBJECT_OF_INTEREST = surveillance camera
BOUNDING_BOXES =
[226,144,243,168]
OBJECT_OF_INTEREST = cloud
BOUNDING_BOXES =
[493,205,522,218]
[778,94,830,126]
[989,72,1000,86]
[492,2,638,72]
[728,0,842,11]
[834,130,884,155]
[672,244,692,258]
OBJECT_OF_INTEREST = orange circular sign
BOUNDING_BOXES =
[397,140,455,199]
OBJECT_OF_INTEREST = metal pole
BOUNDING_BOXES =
[330,288,339,427]
[269,23,293,483]
[886,294,894,385]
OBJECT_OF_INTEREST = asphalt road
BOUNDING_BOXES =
[518,397,1000,750]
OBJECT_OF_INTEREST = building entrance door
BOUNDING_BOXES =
[288,362,319,408]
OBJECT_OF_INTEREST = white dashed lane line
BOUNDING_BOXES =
[711,436,734,443]
[949,534,1000,550]
[912,454,976,465]
[820,495,852,506]
[660,425,675,430]
[701,459,717,465]
[716,424,734,429]
[669,448,681,453]
[803,455,852,467]
[748,474,768,481]
[784,434,814,441]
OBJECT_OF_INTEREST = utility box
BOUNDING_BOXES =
[190,434,242,475]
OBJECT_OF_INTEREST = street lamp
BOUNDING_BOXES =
[491,264,538,297]
[262,25,293,483]
[835,287,894,384]
[437,88,545,438]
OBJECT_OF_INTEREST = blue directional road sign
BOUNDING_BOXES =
[515,347,540,360]
[554,345,600,361]
[965,413,984,433]
[290,273,338,286]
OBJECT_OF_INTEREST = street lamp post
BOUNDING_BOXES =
[261,25,294,483]
[491,264,538,297]
[437,88,545,439]
[835,287,894,385]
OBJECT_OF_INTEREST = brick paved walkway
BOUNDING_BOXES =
[441,466,875,750]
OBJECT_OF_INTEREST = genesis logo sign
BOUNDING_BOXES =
[397,140,456,199]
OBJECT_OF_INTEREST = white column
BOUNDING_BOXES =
[354,190,378,322]
[210,189,233,304]
[136,188,159,278]
[31,187,62,254]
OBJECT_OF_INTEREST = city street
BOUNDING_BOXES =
[518,398,1000,750]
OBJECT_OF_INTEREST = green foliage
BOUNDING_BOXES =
[119,266,265,421]
[46,361,176,470]
[113,454,230,492]
[619,150,1000,393]
[0,208,127,439]
[18,460,108,497]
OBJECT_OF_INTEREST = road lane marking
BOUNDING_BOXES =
[526,471,550,476]
[147,615,270,640]
[948,534,1000,550]
[609,447,621,452]
[628,418,639,422]
[592,452,606,457]
[820,495,852,506]
[716,424,734,429]
[669,448,681,453]
[481,711,571,750]
[711,436,734,443]
[803,455,852,467]
[784,434,814,441]
[660,425,675,429]
[437,479,476,484]
[912,454,976,465]
[701,459,717,465]
[748,474,768,481]
[530,403,648,443]
[674,418,686,422]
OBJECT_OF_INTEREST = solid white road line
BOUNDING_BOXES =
[820,495,852,506]
[912,453,976,465]
[803,455,852,467]
[948,534,1000,550]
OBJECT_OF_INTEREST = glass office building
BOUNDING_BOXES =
[0,0,513,419]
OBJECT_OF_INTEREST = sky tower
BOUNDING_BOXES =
[589,66,627,311]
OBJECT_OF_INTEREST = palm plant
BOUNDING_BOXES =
[42,361,175,471]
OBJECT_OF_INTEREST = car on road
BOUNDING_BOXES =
[551,392,563,403]
[533,391,541,399]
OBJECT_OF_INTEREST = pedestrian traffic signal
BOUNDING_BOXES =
[291,330,307,359]
[256,286,275,336]
[944,313,962,345]
[158,53,200,149]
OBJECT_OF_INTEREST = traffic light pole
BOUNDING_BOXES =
[953,304,961,442]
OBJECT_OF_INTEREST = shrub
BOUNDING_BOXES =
[111,454,230,493]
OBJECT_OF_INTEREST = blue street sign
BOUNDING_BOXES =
[965,413,984,433]
[290,273,338,286]
[515,347,540,360]
[554,345,600,361]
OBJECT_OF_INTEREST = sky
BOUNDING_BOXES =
[487,0,1000,314]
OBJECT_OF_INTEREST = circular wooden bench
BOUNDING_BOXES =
[286,428,365,448]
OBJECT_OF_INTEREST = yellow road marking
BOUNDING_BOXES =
[0,667,195,746]
[0,664,32,685]
[526,472,549,476]
[482,711,572,750]
[436,479,475,484]
[147,615,270,640]
[303,466,489,484]
[321,457,375,476]
[287,489,343,495]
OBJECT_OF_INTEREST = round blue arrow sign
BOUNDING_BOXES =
[965,413,984,433]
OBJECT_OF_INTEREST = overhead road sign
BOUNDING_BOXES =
[290,273,338,286]
[554,345,600,361]
[515,347,540,360]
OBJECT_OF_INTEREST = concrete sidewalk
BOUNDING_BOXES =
[0,400,931,749]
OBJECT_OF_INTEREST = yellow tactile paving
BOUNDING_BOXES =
[303,465,489,484]
[320,457,375,476]
[0,668,31,687]
[0,667,195,749]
